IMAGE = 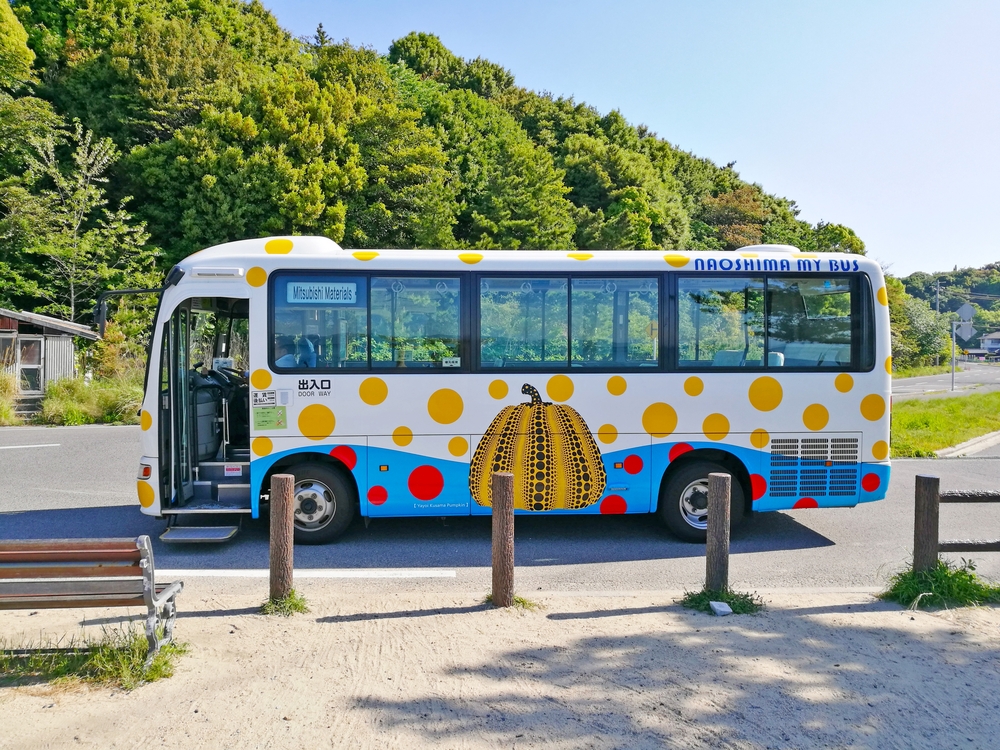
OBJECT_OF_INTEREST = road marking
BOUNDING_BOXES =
[0,443,60,451]
[158,568,457,579]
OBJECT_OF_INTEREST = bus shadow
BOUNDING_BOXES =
[0,504,834,569]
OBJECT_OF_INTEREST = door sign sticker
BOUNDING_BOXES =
[224,465,243,477]
[252,390,276,407]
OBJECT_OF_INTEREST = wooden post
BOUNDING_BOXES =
[913,474,940,573]
[270,473,294,601]
[491,472,515,608]
[705,472,731,592]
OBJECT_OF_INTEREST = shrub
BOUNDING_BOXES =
[0,369,19,426]
[40,368,143,425]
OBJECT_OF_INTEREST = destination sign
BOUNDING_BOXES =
[286,282,357,304]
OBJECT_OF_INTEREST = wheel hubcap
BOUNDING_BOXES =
[679,479,710,530]
[293,480,336,530]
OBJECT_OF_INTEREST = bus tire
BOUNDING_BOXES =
[658,461,745,543]
[286,463,356,545]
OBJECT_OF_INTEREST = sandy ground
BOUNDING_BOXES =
[2,581,1000,750]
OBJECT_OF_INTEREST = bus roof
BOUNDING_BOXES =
[175,236,883,278]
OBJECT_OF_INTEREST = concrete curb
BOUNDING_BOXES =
[935,429,1000,458]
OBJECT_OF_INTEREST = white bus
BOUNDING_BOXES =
[135,238,891,544]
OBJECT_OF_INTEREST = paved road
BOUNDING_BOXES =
[892,361,1000,400]
[3,425,1000,592]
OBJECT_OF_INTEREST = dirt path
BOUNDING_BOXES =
[2,581,1000,749]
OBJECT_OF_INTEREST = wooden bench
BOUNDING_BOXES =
[0,535,183,665]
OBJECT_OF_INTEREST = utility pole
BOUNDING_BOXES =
[936,279,941,366]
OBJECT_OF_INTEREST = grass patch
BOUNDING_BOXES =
[39,369,143,426]
[680,587,765,615]
[485,592,539,610]
[0,625,187,690]
[893,364,960,379]
[891,391,1000,457]
[261,589,310,616]
[879,558,1000,609]
[0,369,19,426]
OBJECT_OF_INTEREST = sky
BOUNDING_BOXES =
[263,0,1000,277]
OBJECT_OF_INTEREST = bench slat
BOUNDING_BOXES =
[0,550,141,564]
[0,595,148,610]
[0,564,141,580]
[0,578,146,597]
[0,539,139,552]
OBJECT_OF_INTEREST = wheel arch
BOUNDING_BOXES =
[260,451,360,512]
[656,448,752,516]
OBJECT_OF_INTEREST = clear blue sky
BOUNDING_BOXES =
[264,0,998,277]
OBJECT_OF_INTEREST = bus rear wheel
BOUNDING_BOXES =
[659,461,745,543]
[286,463,355,544]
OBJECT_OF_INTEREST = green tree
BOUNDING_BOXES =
[0,122,158,322]
[1,0,34,88]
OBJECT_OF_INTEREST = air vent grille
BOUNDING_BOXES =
[769,437,859,498]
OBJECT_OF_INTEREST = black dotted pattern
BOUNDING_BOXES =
[470,383,607,511]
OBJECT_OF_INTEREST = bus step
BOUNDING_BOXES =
[160,525,240,543]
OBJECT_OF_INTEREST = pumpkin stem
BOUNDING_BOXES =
[521,383,543,405]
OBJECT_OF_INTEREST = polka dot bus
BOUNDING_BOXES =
[135,238,891,544]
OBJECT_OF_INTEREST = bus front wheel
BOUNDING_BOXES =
[286,463,356,544]
[659,461,745,543]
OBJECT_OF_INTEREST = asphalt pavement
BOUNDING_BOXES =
[2,425,1000,594]
[892,361,1000,400]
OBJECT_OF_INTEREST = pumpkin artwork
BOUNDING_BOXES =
[470,383,607,511]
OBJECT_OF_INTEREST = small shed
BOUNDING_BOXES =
[0,307,100,414]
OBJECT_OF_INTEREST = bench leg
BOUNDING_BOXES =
[144,608,160,669]
[143,594,180,669]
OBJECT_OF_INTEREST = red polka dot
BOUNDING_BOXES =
[750,474,767,501]
[329,445,357,470]
[669,443,693,462]
[793,497,819,509]
[623,455,643,474]
[408,465,444,501]
[367,486,387,505]
[862,473,880,492]
[600,495,627,514]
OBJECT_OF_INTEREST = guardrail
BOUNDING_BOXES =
[913,475,1000,572]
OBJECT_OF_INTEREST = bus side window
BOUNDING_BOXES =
[677,277,765,368]
[767,277,853,369]
[370,277,462,368]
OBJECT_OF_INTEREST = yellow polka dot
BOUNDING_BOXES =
[860,394,886,421]
[597,424,618,444]
[568,252,593,261]
[872,440,889,460]
[298,404,335,440]
[750,428,770,448]
[835,373,854,393]
[642,403,678,438]
[448,436,469,456]
[793,253,818,259]
[140,410,152,431]
[265,238,293,254]
[252,436,273,456]
[748,376,783,411]
[885,356,892,374]
[606,376,627,396]
[488,380,508,399]
[547,375,574,402]
[359,377,388,405]
[740,253,758,258]
[803,404,829,431]
[684,377,704,396]
[663,254,689,267]
[251,369,272,390]
[137,481,154,508]
[702,413,729,441]
[392,426,413,446]
[428,389,463,424]
[459,253,483,264]
[877,287,888,306]
[246,266,267,287]
[353,251,379,261]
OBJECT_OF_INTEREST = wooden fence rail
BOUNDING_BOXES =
[913,474,1000,572]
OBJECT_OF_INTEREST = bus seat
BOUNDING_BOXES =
[712,350,743,367]
[767,352,785,367]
